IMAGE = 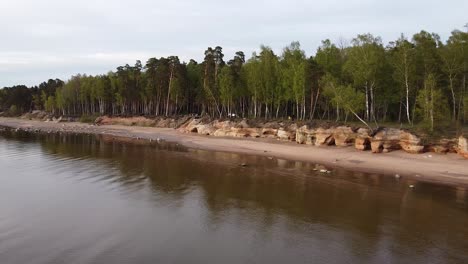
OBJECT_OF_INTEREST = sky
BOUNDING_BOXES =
[0,0,467,87]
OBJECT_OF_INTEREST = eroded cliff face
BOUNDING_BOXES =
[94,116,468,159]
[458,136,468,159]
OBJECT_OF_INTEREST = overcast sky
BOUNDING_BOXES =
[0,0,467,87]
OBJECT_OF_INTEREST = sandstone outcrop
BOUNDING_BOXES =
[355,128,371,151]
[333,126,356,146]
[261,127,278,138]
[295,125,317,145]
[429,139,457,154]
[370,128,426,154]
[43,113,468,159]
[458,136,468,159]
[371,128,402,153]
[277,126,296,141]
[399,130,425,154]
[314,128,335,146]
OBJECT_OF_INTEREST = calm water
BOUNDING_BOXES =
[0,130,467,264]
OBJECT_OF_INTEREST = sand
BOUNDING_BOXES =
[1,117,467,186]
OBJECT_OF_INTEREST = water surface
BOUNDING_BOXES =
[0,130,467,264]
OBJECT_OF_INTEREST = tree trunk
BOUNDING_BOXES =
[165,66,174,116]
[405,69,412,125]
[449,75,456,120]
[365,83,369,121]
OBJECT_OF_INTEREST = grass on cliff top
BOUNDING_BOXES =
[79,114,100,123]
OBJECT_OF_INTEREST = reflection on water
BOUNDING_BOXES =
[0,129,467,264]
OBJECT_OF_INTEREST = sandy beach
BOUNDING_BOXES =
[1,117,467,186]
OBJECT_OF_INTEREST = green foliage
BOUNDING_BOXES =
[45,96,55,113]
[322,74,366,123]
[219,66,235,111]
[315,39,342,78]
[79,114,100,123]
[415,74,450,131]
[8,105,19,116]
[1,26,467,132]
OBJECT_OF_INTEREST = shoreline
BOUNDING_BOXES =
[1,117,467,186]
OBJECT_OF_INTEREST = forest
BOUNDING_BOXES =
[1,28,467,132]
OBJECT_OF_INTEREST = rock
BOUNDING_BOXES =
[263,122,281,129]
[155,118,175,128]
[355,137,371,151]
[457,136,468,159]
[370,128,425,154]
[235,119,250,129]
[234,128,261,138]
[313,164,328,171]
[182,118,202,133]
[212,120,233,130]
[287,123,298,132]
[178,118,216,135]
[315,128,334,146]
[54,116,63,123]
[429,139,457,154]
[277,128,295,141]
[333,126,356,146]
[296,125,318,145]
[261,128,278,138]
[196,124,216,135]
[371,128,401,153]
[399,130,424,154]
[213,129,229,137]
[295,126,308,144]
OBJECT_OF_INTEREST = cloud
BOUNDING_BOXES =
[0,0,467,86]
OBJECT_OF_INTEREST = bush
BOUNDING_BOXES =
[8,105,20,116]
[79,114,99,123]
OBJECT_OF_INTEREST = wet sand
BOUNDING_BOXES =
[1,117,467,186]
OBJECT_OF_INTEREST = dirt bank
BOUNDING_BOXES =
[1,117,467,186]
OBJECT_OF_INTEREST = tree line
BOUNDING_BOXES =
[1,28,467,131]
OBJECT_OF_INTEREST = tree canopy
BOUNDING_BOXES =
[1,27,467,131]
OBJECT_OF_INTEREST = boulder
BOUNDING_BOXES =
[296,125,317,145]
[53,116,63,123]
[429,139,458,154]
[235,119,250,128]
[213,129,229,137]
[155,118,175,128]
[315,128,334,146]
[399,130,424,154]
[263,122,281,129]
[181,118,202,133]
[355,128,371,151]
[277,128,296,141]
[333,126,356,146]
[287,123,298,131]
[296,125,308,144]
[234,128,261,138]
[261,128,278,138]
[371,128,401,153]
[196,124,216,135]
[94,116,106,125]
[458,136,468,159]
[212,120,233,130]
